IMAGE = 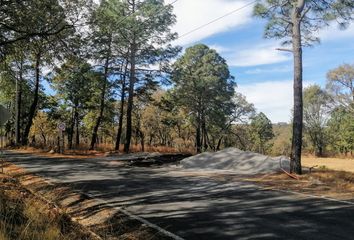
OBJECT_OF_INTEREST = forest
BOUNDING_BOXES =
[2,2,354,240]
[0,0,353,159]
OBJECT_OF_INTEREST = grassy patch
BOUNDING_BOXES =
[248,169,354,201]
[2,162,172,240]
[302,156,354,173]
[0,174,96,240]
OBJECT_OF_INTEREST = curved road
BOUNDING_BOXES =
[3,151,354,240]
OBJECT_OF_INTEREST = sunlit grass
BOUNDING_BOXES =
[302,156,354,173]
[0,174,92,240]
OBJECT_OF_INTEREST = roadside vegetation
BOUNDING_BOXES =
[0,2,353,166]
[0,173,95,240]
[1,1,354,239]
[249,169,354,202]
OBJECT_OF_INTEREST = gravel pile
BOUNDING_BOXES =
[181,148,290,174]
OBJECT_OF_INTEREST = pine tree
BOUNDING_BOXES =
[254,0,354,173]
[171,44,235,153]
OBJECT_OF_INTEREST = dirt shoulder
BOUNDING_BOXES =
[1,162,174,240]
[6,148,190,167]
[246,170,354,202]
[7,147,105,159]
[0,172,99,240]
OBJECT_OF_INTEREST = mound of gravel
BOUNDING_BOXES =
[181,148,290,174]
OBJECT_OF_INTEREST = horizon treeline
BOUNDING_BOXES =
[0,0,353,157]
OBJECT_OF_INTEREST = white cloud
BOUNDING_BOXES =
[237,80,313,123]
[197,41,292,67]
[208,44,230,54]
[244,65,292,74]
[227,42,292,67]
[318,21,354,42]
[167,0,254,46]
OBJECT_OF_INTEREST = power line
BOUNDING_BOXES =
[115,0,255,45]
[177,0,257,40]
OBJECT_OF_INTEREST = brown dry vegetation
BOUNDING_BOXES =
[0,173,97,240]
[302,156,354,173]
[10,145,193,160]
[247,169,354,202]
[95,144,192,154]
[1,163,172,240]
[8,147,105,159]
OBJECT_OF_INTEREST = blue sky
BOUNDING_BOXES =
[167,0,354,123]
[45,0,354,123]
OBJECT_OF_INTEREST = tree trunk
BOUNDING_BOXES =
[316,145,323,157]
[202,114,208,151]
[68,109,75,150]
[124,0,137,153]
[196,112,202,153]
[138,129,144,152]
[216,136,223,151]
[115,61,128,151]
[75,107,80,148]
[22,52,41,145]
[41,132,46,146]
[290,0,305,174]
[15,61,23,145]
[124,43,137,153]
[90,55,110,150]
[149,134,153,146]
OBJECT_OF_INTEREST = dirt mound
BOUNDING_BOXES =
[181,148,290,174]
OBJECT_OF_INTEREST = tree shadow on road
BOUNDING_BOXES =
[4,151,354,240]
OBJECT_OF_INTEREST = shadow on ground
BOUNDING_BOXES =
[4,151,354,240]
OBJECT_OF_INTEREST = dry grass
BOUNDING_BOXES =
[70,143,194,155]
[2,163,172,240]
[10,147,105,159]
[247,169,354,202]
[10,145,194,160]
[0,173,96,240]
[302,156,354,173]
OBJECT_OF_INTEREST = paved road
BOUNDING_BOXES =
[3,151,354,240]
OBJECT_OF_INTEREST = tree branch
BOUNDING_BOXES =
[276,48,293,53]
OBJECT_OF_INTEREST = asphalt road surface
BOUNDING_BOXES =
[3,151,354,240]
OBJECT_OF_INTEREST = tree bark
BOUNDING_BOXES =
[124,48,136,153]
[316,145,323,157]
[196,111,202,153]
[90,54,110,150]
[202,114,208,151]
[15,61,23,145]
[124,0,137,153]
[137,128,144,152]
[115,61,128,151]
[68,109,75,150]
[290,0,305,174]
[74,106,80,148]
[22,51,41,145]
[216,137,223,151]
